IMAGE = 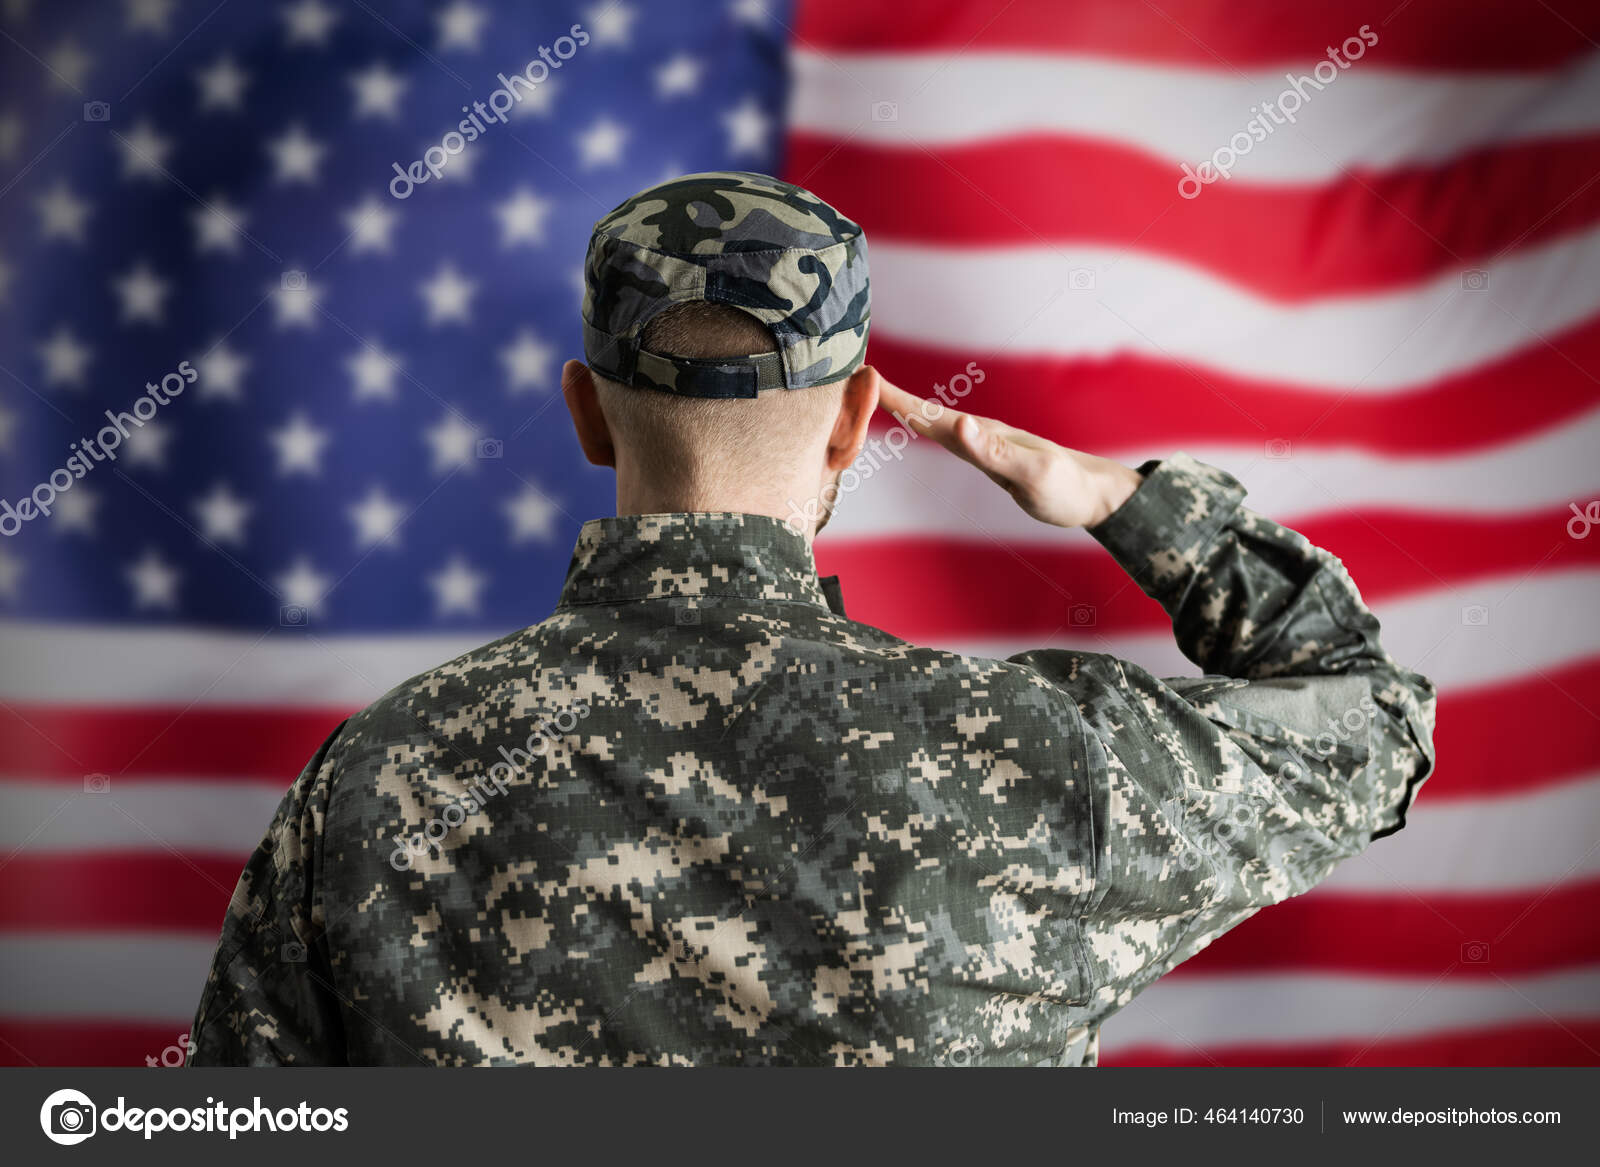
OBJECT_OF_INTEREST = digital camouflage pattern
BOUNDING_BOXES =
[582,171,871,398]
[187,455,1435,1066]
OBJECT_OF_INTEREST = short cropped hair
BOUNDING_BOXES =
[592,302,845,503]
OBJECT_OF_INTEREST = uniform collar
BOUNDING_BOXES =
[557,512,841,612]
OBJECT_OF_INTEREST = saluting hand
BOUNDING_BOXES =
[875,375,1143,530]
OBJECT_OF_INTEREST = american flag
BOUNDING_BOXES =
[0,0,1597,1067]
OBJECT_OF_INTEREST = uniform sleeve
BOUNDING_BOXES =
[186,722,349,1066]
[1010,454,1436,1021]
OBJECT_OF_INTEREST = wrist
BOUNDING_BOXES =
[1088,458,1142,527]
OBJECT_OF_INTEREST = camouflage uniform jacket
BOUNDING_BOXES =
[188,455,1436,1066]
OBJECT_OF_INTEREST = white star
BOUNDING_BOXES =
[269,413,328,475]
[346,340,403,401]
[117,119,173,179]
[419,263,476,326]
[428,555,487,617]
[112,261,170,325]
[193,482,252,545]
[36,180,91,244]
[437,0,488,51]
[0,547,21,603]
[46,39,92,91]
[341,194,399,255]
[195,54,250,112]
[276,556,331,617]
[509,74,559,118]
[122,419,172,469]
[432,137,481,184]
[53,486,100,535]
[500,329,554,393]
[348,485,406,549]
[0,110,20,160]
[192,193,249,255]
[195,338,249,401]
[722,96,772,157]
[126,548,180,610]
[584,2,636,48]
[282,0,339,48]
[423,412,481,474]
[126,0,176,35]
[503,485,559,543]
[576,116,627,168]
[655,54,702,98]
[37,325,92,388]
[493,187,551,247]
[265,123,326,184]
[270,274,322,328]
[730,0,772,27]
[349,60,408,120]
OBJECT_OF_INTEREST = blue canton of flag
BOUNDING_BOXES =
[0,0,791,631]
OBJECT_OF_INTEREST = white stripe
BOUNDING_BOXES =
[0,781,284,853]
[935,567,1600,693]
[1319,774,1600,894]
[867,223,1600,391]
[1,569,1594,703]
[830,414,1600,543]
[1106,965,1600,1050]
[1,772,1593,897]
[791,50,1600,181]
[0,623,487,708]
[0,933,215,1020]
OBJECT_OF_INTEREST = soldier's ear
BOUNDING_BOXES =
[825,363,879,471]
[563,360,616,468]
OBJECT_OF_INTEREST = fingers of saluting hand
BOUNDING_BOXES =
[875,377,1032,485]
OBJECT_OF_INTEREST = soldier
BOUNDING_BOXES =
[188,172,1435,1066]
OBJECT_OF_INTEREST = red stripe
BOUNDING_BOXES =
[815,515,1599,640]
[793,0,1600,69]
[1101,1019,1600,1066]
[4,621,1597,805]
[0,1019,192,1067]
[1177,880,1600,976]
[787,135,1600,301]
[859,319,1600,456]
[0,853,238,932]
[0,704,347,781]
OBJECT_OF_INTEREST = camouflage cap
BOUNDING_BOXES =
[582,171,870,398]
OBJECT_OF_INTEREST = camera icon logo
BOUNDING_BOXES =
[1067,268,1096,291]
[871,100,898,122]
[1264,438,1292,460]
[83,772,111,794]
[1461,604,1489,627]
[1460,940,1490,963]
[82,101,111,122]
[1461,269,1489,291]
[280,270,308,291]
[943,1037,982,1067]
[475,437,504,460]
[281,940,307,962]
[1069,603,1096,627]
[675,606,701,626]
[40,1088,97,1145]
[279,604,309,626]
